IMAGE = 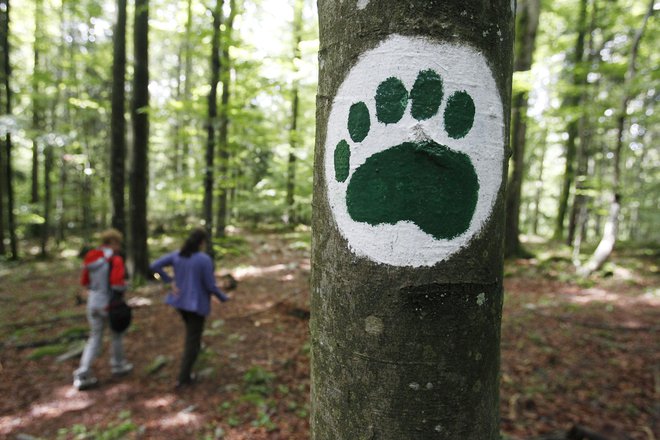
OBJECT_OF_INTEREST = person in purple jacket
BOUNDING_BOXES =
[150,228,229,387]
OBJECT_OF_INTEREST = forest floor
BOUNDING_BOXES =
[0,231,657,440]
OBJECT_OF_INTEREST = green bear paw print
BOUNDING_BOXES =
[333,69,479,240]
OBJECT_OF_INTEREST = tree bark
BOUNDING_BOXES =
[504,0,540,258]
[204,0,222,252]
[1,0,17,260]
[554,0,588,241]
[0,135,5,256]
[570,0,598,260]
[110,0,127,237]
[181,0,193,180]
[129,0,150,279]
[40,144,53,257]
[579,0,654,277]
[311,1,513,438]
[531,131,547,235]
[0,0,6,256]
[216,0,236,239]
[285,0,304,225]
[31,0,44,205]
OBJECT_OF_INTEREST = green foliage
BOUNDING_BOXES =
[145,354,171,375]
[216,365,282,431]
[213,235,250,259]
[56,411,139,440]
[243,365,276,396]
[27,343,68,360]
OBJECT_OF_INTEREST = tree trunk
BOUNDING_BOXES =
[504,0,540,258]
[216,0,236,239]
[0,136,5,256]
[1,0,17,260]
[554,0,588,241]
[0,0,6,256]
[311,1,513,438]
[570,0,599,256]
[204,0,222,252]
[40,144,53,257]
[110,0,127,237]
[504,90,528,257]
[285,0,304,225]
[579,0,654,277]
[31,0,44,205]
[181,0,193,181]
[531,131,547,236]
[129,0,150,279]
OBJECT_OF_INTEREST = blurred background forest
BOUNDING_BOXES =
[0,0,657,270]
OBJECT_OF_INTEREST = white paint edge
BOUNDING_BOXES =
[324,35,505,267]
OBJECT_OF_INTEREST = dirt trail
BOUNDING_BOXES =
[0,235,657,439]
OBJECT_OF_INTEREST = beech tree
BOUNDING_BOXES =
[579,0,654,277]
[204,0,222,251]
[311,1,514,438]
[285,0,304,225]
[110,0,127,236]
[504,0,540,258]
[1,0,17,260]
[215,0,237,238]
[129,0,150,278]
[554,0,588,242]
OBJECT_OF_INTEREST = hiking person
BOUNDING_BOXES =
[150,228,230,388]
[73,228,133,390]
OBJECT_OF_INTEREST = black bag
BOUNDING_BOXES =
[107,257,132,333]
[108,290,132,333]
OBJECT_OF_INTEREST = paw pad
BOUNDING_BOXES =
[324,36,505,266]
[333,69,478,241]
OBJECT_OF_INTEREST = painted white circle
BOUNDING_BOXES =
[324,35,505,267]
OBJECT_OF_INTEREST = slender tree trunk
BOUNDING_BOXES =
[0,0,6,256]
[580,0,654,276]
[554,0,588,241]
[31,0,44,205]
[40,144,53,257]
[1,0,17,260]
[570,0,600,255]
[285,0,304,225]
[172,48,183,182]
[504,0,540,258]
[0,136,5,256]
[215,0,236,239]
[204,0,222,252]
[311,1,513,438]
[531,131,547,235]
[129,0,150,279]
[182,0,194,172]
[110,0,127,237]
[504,91,528,256]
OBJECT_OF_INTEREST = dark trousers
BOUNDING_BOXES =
[178,309,205,384]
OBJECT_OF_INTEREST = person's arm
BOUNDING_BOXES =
[80,267,90,287]
[201,257,229,302]
[150,252,175,284]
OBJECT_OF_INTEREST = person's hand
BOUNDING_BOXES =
[171,282,180,296]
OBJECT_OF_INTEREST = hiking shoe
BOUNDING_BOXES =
[175,373,197,390]
[73,375,99,391]
[111,362,134,376]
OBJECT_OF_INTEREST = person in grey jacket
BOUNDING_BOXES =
[73,229,133,390]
